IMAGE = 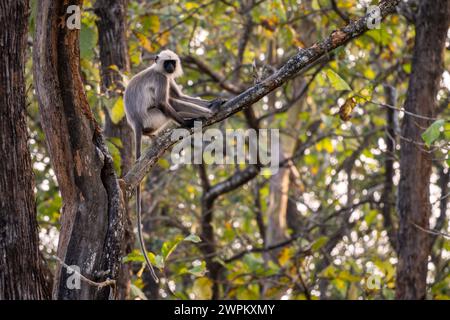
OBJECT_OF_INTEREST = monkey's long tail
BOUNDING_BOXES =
[135,130,159,283]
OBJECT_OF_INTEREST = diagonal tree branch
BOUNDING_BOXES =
[123,0,400,195]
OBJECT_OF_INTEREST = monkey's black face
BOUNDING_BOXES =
[163,60,176,74]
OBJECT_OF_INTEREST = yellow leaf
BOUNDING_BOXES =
[185,2,200,10]
[147,15,160,33]
[133,31,153,52]
[136,263,145,278]
[317,139,333,153]
[111,96,125,124]
[192,277,213,300]
[158,158,170,169]
[157,31,170,47]
[323,139,333,153]
[341,0,356,8]
[311,0,320,10]
[339,97,357,121]
[278,248,292,266]
[363,68,376,80]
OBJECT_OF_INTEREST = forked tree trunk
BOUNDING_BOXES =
[396,0,450,300]
[0,0,50,300]
[33,0,125,299]
[94,0,134,300]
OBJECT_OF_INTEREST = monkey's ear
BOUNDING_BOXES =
[155,55,159,62]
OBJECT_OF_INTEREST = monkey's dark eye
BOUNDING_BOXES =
[164,60,176,74]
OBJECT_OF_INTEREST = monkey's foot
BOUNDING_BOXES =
[208,98,227,112]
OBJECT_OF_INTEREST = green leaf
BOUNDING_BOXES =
[154,254,164,269]
[188,262,207,277]
[130,284,148,300]
[311,236,329,251]
[365,28,391,46]
[111,96,125,124]
[80,22,97,60]
[365,210,378,226]
[184,234,202,243]
[161,235,184,260]
[402,63,411,74]
[421,119,445,147]
[324,69,352,91]
[123,249,146,263]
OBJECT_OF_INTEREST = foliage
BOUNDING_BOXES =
[28,0,450,300]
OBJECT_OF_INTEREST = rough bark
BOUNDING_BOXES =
[33,0,125,299]
[0,0,51,300]
[395,0,450,300]
[94,0,134,300]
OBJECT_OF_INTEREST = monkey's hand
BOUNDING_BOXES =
[208,98,227,112]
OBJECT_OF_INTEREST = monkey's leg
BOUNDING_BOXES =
[169,98,213,119]
[177,95,210,108]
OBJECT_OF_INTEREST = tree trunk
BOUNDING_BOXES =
[94,0,134,300]
[0,0,51,300]
[396,0,450,300]
[381,85,398,252]
[265,14,315,259]
[33,0,125,300]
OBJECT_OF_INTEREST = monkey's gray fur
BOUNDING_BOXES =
[124,49,218,138]
[124,49,225,283]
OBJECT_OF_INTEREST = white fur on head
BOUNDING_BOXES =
[155,49,183,78]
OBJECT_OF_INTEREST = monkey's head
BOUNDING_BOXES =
[155,49,183,79]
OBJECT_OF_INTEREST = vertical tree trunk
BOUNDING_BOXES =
[0,0,50,300]
[33,0,125,299]
[264,16,315,260]
[94,0,134,300]
[381,85,398,252]
[200,196,223,300]
[396,0,450,300]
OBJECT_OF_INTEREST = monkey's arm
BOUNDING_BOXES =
[170,80,210,108]
[155,77,189,126]
[170,80,227,111]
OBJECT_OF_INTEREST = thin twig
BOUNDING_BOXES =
[412,222,450,239]
[53,256,116,289]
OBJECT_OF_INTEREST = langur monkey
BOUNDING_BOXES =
[124,49,224,282]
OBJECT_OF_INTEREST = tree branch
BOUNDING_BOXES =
[123,0,400,195]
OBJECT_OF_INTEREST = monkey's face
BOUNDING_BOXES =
[156,49,183,78]
[163,60,176,74]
